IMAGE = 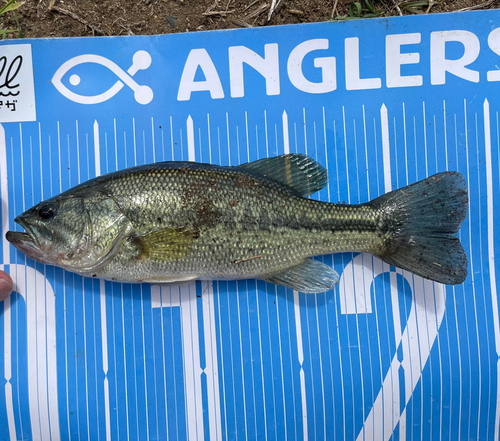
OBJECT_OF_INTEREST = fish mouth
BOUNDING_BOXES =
[6,217,47,262]
[6,230,47,261]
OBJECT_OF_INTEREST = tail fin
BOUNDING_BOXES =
[371,172,468,285]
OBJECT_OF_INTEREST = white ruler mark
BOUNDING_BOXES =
[187,116,195,162]
[94,120,112,441]
[180,283,204,441]
[156,285,169,441]
[0,124,16,441]
[282,110,309,441]
[357,103,447,441]
[202,281,222,441]
[140,284,151,441]
[282,109,308,441]
[339,255,372,315]
[464,99,476,441]
[282,111,289,153]
[380,105,391,192]
[6,264,61,441]
[483,99,500,440]
[0,125,9,263]
[385,105,403,437]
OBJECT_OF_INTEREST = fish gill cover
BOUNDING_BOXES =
[0,9,499,441]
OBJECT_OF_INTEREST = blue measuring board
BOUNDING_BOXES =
[0,9,499,441]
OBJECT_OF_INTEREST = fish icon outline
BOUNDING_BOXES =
[51,50,153,105]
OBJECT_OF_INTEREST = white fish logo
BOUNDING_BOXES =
[51,50,153,105]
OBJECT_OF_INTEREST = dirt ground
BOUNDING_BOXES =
[0,0,498,39]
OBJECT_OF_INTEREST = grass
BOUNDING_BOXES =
[400,1,438,13]
[0,0,24,39]
[332,0,439,20]
[334,0,382,20]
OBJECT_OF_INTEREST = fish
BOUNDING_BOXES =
[5,154,468,293]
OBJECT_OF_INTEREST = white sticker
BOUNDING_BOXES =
[0,44,36,122]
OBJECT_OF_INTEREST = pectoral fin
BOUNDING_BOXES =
[138,227,194,262]
[262,259,339,293]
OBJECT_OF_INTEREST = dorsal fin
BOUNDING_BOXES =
[235,154,328,197]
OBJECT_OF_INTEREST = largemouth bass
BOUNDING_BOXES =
[6,154,468,293]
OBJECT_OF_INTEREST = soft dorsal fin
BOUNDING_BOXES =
[235,154,328,197]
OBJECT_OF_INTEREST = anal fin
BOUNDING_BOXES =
[263,259,339,293]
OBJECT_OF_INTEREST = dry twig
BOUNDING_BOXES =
[37,0,44,18]
[268,0,284,21]
[331,0,339,18]
[243,0,260,11]
[245,3,268,20]
[207,0,220,10]
[48,0,106,35]
[202,9,235,16]
[286,9,304,15]
[391,0,403,16]
[112,17,135,35]
[457,0,497,11]
[231,17,253,27]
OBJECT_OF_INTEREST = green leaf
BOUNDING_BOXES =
[332,0,383,21]
[0,0,24,16]
[400,1,440,13]
[0,28,18,39]
[364,0,376,13]
[349,2,362,17]
[402,0,432,6]
[14,10,22,38]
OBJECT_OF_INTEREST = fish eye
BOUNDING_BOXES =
[38,204,56,221]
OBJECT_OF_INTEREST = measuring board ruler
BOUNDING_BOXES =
[0,10,499,441]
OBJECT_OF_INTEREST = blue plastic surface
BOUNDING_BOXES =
[0,10,499,441]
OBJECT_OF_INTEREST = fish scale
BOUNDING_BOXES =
[6,154,468,293]
[99,165,381,280]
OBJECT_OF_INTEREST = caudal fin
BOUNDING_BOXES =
[371,172,468,285]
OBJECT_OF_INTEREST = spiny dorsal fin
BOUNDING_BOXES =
[138,227,194,262]
[235,154,328,197]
